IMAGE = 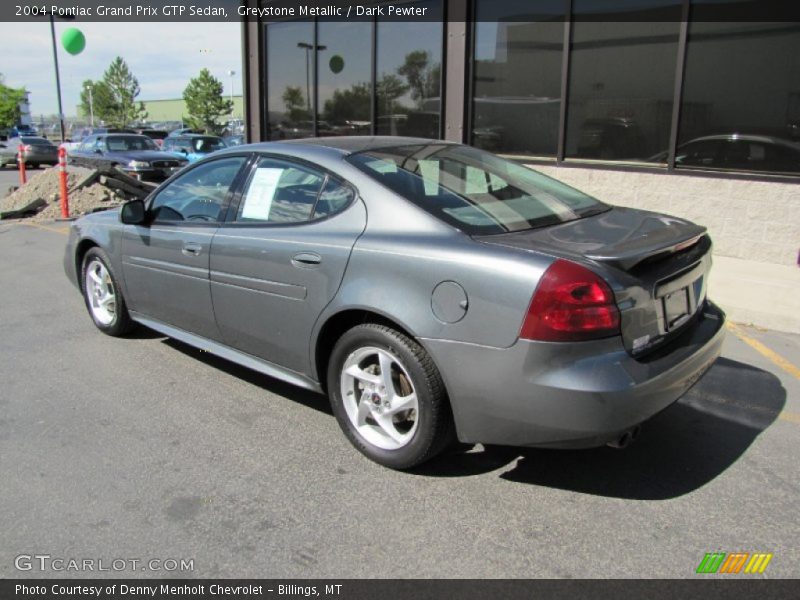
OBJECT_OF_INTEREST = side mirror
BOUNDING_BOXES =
[120,199,146,225]
[94,149,103,155]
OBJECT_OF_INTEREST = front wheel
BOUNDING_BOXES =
[327,324,453,469]
[81,247,135,336]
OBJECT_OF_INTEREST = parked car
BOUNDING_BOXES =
[167,127,202,137]
[223,134,245,147]
[134,129,169,148]
[161,134,227,162]
[8,123,38,138]
[0,136,59,168]
[649,134,800,174]
[70,133,187,182]
[64,136,725,469]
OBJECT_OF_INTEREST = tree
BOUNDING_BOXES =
[397,51,440,108]
[376,74,409,115]
[0,74,25,131]
[183,68,233,134]
[79,79,116,125]
[322,82,371,124]
[281,86,309,122]
[100,57,147,127]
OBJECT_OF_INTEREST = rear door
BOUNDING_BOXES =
[121,155,250,339]
[209,155,366,373]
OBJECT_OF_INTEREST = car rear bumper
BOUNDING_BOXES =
[422,300,726,448]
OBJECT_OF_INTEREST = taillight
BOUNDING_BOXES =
[520,259,620,342]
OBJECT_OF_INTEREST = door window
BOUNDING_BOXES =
[236,158,352,224]
[150,157,247,223]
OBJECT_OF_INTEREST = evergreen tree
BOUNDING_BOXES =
[183,69,233,134]
[101,57,148,127]
[0,74,25,130]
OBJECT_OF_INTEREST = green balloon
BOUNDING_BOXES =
[329,55,344,74]
[62,28,86,56]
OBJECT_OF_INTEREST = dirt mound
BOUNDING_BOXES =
[1,164,152,220]
[33,183,123,221]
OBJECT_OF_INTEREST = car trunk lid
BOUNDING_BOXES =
[475,206,712,356]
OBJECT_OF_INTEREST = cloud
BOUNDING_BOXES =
[0,21,242,119]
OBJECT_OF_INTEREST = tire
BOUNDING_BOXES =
[27,163,38,169]
[81,247,135,336]
[327,323,454,469]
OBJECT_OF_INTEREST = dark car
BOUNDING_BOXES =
[0,136,59,169]
[64,136,725,470]
[576,117,645,160]
[134,129,169,148]
[70,133,188,182]
[161,134,227,163]
[650,134,800,174]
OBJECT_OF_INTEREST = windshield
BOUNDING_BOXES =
[105,135,157,151]
[347,144,607,235]
[192,137,225,153]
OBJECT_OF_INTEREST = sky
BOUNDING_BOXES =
[0,21,242,119]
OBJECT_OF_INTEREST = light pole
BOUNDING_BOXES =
[227,70,236,118]
[297,42,326,115]
[48,13,66,143]
[85,84,94,127]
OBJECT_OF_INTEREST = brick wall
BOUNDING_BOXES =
[533,165,799,266]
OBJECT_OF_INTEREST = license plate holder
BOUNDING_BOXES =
[663,287,690,331]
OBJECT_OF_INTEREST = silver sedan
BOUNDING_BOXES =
[64,137,725,469]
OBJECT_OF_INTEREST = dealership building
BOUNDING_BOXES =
[241,0,800,331]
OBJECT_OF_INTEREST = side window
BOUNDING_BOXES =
[237,158,342,224]
[675,140,722,167]
[314,178,355,219]
[150,157,246,223]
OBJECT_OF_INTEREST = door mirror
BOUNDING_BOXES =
[94,149,103,155]
[120,199,146,225]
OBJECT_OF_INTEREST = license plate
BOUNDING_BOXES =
[663,287,690,331]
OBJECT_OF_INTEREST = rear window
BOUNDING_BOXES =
[347,144,607,235]
[20,137,52,145]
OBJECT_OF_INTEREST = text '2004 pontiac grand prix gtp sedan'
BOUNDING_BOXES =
[64,137,725,469]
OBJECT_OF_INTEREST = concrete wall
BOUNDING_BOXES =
[533,164,799,267]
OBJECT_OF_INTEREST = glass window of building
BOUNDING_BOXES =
[565,0,682,162]
[317,20,373,136]
[375,0,443,138]
[266,20,315,141]
[678,14,800,174]
[472,0,565,156]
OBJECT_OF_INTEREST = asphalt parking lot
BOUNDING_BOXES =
[1,221,798,579]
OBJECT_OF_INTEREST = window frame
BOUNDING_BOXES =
[144,153,254,227]
[222,152,359,228]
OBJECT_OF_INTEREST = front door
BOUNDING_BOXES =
[209,155,366,374]
[121,155,249,340]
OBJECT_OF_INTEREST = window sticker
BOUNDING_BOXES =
[241,168,284,220]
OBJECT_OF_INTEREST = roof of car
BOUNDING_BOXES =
[280,135,456,153]
[688,134,800,149]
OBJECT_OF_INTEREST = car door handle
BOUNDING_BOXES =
[291,252,322,267]
[181,242,203,257]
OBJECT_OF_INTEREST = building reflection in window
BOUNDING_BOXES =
[266,19,315,141]
[317,20,372,136]
[375,0,443,138]
[472,0,565,156]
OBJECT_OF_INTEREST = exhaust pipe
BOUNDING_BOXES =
[606,425,641,449]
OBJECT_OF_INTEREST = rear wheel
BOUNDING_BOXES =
[81,247,135,336]
[327,324,453,469]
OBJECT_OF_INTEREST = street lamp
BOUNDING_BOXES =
[297,42,326,114]
[227,70,235,117]
[85,84,94,127]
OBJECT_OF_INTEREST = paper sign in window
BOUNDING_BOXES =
[241,168,284,220]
